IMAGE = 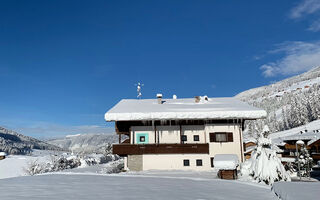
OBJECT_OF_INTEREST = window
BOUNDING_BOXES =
[181,135,187,142]
[209,132,233,142]
[193,135,199,141]
[183,159,190,166]
[196,159,202,166]
[211,157,214,168]
[215,133,227,142]
[136,133,149,144]
[139,136,145,142]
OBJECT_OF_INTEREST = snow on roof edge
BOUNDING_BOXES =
[105,110,267,121]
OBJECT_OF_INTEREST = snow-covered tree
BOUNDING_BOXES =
[241,126,291,185]
[296,145,313,178]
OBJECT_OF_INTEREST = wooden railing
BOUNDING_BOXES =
[284,144,311,150]
[311,153,320,160]
[113,143,209,156]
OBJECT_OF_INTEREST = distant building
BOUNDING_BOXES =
[0,152,6,160]
[243,139,257,160]
[105,96,266,171]
[277,131,320,162]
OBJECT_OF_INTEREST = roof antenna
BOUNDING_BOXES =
[135,82,144,99]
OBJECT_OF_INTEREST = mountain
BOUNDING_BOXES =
[235,66,320,138]
[47,133,119,154]
[0,126,62,155]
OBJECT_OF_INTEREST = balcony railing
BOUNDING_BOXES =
[113,143,209,156]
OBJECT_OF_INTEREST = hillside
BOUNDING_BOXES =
[47,133,119,154]
[236,66,320,137]
[0,127,62,155]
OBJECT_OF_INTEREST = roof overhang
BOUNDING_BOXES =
[105,110,267,122]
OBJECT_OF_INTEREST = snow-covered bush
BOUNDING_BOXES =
[25,160,45,175]
[100,159,124,174]
[104,143,113,155]
[25,155,82,175]
[50,155,81,171]
[241,126,291,185]
[25,151,122,175]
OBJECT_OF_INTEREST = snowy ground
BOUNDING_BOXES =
[0,173,277,200]
[272,182,320,200]
[0,153,51,179]
[0,150,66,179]
[1,150,318,199]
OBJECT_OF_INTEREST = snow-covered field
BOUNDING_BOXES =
[1,150,319,199]
[0,173,277,200]
[272,182,320,200]
[0,155,33,179]
[0,150,56,179]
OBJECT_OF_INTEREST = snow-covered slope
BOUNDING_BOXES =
[235,66,320,136]
[47,133,119,154]
[0,127,62,155]
[236,66,320,102]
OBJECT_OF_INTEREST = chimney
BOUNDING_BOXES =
[195,96,200,103]
[157,93,163,104]
[173,94,177,99]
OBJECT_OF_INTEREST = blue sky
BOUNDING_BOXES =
[1,0,320,138]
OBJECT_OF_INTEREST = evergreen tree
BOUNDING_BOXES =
[241,125,291,185]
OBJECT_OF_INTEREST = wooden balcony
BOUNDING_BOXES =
[284,144,311,150]
[311,153,320,160]
[113,143,209,156]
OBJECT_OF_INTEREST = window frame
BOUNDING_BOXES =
[211,157,214,168]
[181,135,187,142]
[193,135,200,142]
[183,159,190,166]
[135,133,149,144]
[196,159,203,166]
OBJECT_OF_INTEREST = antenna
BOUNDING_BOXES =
[135,82,144,99]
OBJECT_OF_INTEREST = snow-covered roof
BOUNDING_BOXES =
[281,132,320,145]
[105,97,267,121]
[244,146,256,154]
[243,137,257,144]
[0,152,6,156]
[214,154,239,170]
[280,157,296,163]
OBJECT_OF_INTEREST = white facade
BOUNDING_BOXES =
[143,154,211,171]
[205,124,243,162]
[127,123,243,171]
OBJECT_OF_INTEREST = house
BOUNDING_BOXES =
[243,138,257,160]
[277,131,320,163]
[0,152,6,160]
[105,95,267,171]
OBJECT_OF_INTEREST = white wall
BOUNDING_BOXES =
[142,154,211,171]
[182,125,206,144]
[205,124,244,162]
[157,126,180,144]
